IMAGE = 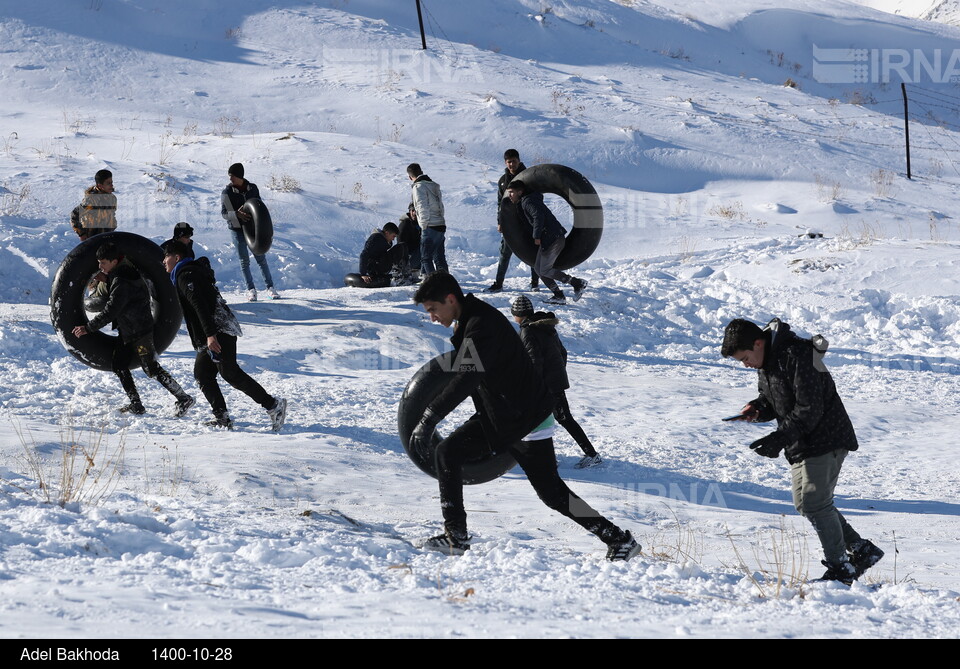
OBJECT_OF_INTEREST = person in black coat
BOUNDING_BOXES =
[220,163,278,301]
[410,272,639,561]
[397,203,421,277]
[161,240,287,431]
[358,222,410,285]
[722,317,883,583]
[72,242,194,416]
[506,180,587,304]
[166,221,198,258]
[487,149,539,292]
[510,295,600,468]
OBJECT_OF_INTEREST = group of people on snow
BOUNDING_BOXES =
[70,163,287,432]
[356,152,587,305]
[65,153,882,579]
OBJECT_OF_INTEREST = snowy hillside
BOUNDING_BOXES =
[1,0,960,639]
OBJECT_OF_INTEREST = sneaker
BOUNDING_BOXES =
[267,397,288,432]
[606,531,641,562]
[849,539,884,576]
[485,283,503,293]
[571,278,588,302]
[544,291,566,305]
[267,287,280,300]
[174,395,195,418]
[575,454,603,469]
[391,270,418,287]
[247,288,258,302]
[817,558,857,585]
[119,401,146,415]
[205,412,234,430]
[421,530,471,556]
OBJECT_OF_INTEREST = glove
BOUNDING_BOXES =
[749,432,789,459]
[410,407,441,454]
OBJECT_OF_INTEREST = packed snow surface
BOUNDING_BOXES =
[1,0,959,638]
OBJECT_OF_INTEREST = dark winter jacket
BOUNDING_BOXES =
[398,213,421,250]
[221,180,261,230]
[359,230,393,277]
[518,192,566,248]
[496,162,526,218]
[518,312,570,393]
[171,257,242,350]
[86,262,154,341]
[751,319,859,464]
[428,294,554,444]
[161,238,198,259]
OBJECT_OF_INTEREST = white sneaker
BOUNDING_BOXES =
[575,454,603,469]
[267,287,280,299]
[247,289,258,302]
[267,397,287,431]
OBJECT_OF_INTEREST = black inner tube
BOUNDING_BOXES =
[240,198,274,256]
[398,352,517,485]
[50,232,182,372]
[498,163,603,271]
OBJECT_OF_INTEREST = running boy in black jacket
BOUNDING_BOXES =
[510,295,601,468]
[161,240,287,431]
[72,242,194,416]
[411,272,638,560]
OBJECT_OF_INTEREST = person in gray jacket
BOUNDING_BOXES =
[407,163,448,275]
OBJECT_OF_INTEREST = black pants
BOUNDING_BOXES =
[113,333,186,403]
[553,391,597,458]
[194,333,273,416]
[435,415,624,544]
[368,243,411,282]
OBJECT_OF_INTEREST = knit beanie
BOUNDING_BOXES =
[511,295,534,318]
[228,163,245,178]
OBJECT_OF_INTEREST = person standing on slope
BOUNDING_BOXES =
[221,163,279,302]
[487,149,539,293]
[407,163,447,276]
[70,169,118,241]
[722,317,884,584]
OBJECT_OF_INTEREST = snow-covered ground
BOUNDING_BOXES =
[1,0,959,639]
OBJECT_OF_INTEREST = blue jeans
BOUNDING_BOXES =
[420,226,448,275]
[232,228,274,290]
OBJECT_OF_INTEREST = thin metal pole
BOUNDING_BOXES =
[416,0,427,50]
[902,82,912,179]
